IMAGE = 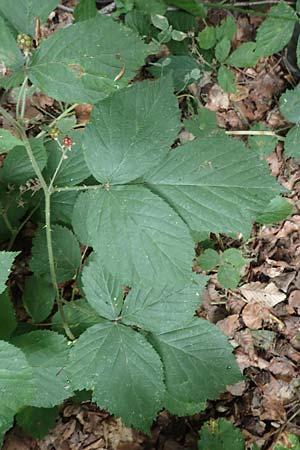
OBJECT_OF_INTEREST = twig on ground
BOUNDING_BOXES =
[57,4,74,13]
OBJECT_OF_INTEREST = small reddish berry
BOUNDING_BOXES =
[62,136,73,148]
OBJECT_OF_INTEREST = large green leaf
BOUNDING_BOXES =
[82,255,123,320]
[0,250,19,294]
[45,131,91,187]
[29,225,81,283]
[74,0,98,22]
[0,16,24,81]
[0,128,23,154]
[150,317,242,405]
[255,2,295,57]
[22,276,55,323]
[0,291,17,339]
[1,138,47,184]
[144,135,281,236]
[83,77,180,184]
[29,15,153,103]
[68,322,165,432]
[122,278,207,333]
[12,330,72,408]
[72,185,195,286]
[0,340,35,445]
[0,0,59,35]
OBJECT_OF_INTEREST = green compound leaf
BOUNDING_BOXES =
[29,225,81,283]
[73,185,195,287]
[68,322,165,433]
[198,249,220,271]
[0,0,59,35]
[0,250,19,294]
[83,77,180,184]
[255,2,296,57]
[198,26,216,50]
[215,37,231,63]
[144,135,281,237]
[150,317,242,405]
[29,15,153,103]
[226,42,259,68]
[22,276,55,323]
[82,254,123,320]
[198,419,245,450]
[49,191,79,225]
[0,128,23,154]
[74,0,97,22]
[217,66,236,94]
[122,278,207,333]
[1,138,47,184]
[12,330,72,408]
[0,291,17,339]
[217,264,240,289]
[0,340,36,446]
[16,406,59,440]
[52,298,104,338]
[45,131,91,187]
[284,125,300,158]
[280,86,300,123]
[221,248,245,269]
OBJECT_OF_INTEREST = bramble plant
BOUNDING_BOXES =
[0,0,298,444]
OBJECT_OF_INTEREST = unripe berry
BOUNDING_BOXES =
[48,126,60,140]
[17,33,33,52]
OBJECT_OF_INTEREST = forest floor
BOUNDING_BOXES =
[2,1,300,449]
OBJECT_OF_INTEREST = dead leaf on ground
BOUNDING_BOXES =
[240,282,286,308]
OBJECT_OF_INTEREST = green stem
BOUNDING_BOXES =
[53,184,103,193]
[0,105,75,340]
[49,141,67,192]
[36,103,78,138]
[7,202,41,251]
[16,76,28,122]
[44,195,75,341]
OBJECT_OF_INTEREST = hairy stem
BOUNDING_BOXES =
[53,184,103,193]
[36,103,78,138]
[0,105,75,340]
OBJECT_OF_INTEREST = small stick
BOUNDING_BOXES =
[225,130,285,141]
[57,4,74,13]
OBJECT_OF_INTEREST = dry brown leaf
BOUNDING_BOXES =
[230,85,249,102]
[206,84,229,111]
[217,314,240,337]
[242,303,265,329]
[75,104,93,124]
[240,282,286,308]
